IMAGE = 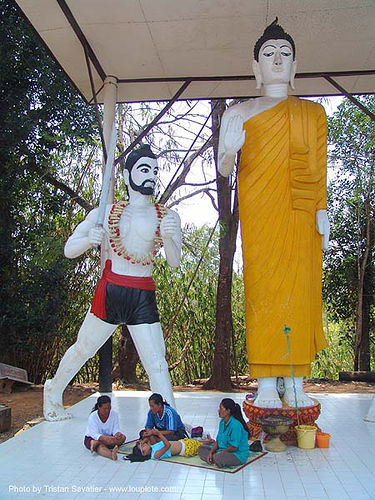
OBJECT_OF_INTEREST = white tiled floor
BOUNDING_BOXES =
[1,391,375,500]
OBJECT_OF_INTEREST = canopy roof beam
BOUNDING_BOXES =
[323,75,375,121]
[56,0,106,81]
[116,70,375,86]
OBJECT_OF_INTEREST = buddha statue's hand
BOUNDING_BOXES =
[224,114,246,156]
[316,209,330,250]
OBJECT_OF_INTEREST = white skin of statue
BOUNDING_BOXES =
[44,155,181,421]
[218,39,330,409]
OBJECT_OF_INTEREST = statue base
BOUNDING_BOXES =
[243,396,321,446]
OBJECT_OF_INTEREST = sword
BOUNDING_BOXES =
[96,125,117,229]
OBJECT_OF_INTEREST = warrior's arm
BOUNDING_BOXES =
[64,208,104,259]
[160,210,181,269]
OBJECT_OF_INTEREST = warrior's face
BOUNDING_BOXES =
[128,156,158,195]
[257,39,294,86]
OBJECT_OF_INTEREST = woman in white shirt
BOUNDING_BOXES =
[84,395,126,461]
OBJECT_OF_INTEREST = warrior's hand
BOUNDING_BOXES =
[160,213,178,240]
[224,115,246,156]
[316,209,330,250]
[88,226,105,247]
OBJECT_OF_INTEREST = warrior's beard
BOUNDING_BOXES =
[129,175,155,196]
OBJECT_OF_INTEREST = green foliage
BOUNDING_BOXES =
[323,96,375,368]
[154,225,218,384]
[231,272,248,375]
[0,0,98,382]
[311,319,354,379]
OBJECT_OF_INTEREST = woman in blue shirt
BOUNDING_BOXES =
[143,393,187,441]
[198,398,250,467]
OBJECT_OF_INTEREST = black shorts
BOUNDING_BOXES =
[103,283,160,326]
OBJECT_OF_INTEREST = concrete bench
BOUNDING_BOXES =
[0,363,33,393]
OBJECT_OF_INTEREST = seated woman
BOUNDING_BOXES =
[84,395,126,461]
[143,393,187,441]
[133,428,214,461]
[198,398,250,468]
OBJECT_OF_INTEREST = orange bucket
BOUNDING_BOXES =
[316,432,330,448]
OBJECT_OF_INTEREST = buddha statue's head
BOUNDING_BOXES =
[252,18,297,90]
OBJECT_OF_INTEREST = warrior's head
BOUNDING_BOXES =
[123,144,158,196]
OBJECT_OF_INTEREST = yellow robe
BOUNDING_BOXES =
[238,97,327,377]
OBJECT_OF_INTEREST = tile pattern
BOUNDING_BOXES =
[0,391,374,499]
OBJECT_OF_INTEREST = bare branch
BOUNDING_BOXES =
[205,189,218,212]
[44,173,94,212]
[168,337,192,371]
[184,179,216,187]
[160,135,213,204]
[27,164,93,212]
[168,187,211,208]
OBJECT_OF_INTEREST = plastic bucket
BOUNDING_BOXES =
[316,432,330,448]
[295,425,316,449]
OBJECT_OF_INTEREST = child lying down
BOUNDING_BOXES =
[129,428,214,461]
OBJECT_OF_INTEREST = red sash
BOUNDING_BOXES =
[90,260,155,320]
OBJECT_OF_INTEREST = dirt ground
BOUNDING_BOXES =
[1,378,374,445]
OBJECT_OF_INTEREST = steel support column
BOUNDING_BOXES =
[98,76,118,393]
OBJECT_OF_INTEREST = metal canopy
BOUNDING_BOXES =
[15,0,375,103]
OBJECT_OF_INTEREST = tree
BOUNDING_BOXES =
[324,96,375,371]
[203,100,240,390]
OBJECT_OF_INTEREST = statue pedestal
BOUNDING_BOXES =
[243,397,321,446]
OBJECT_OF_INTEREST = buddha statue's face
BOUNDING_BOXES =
[253,39,296,88]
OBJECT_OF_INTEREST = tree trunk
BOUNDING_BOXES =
[354,195,373,371]
[112,325,140,384]
[203,99,239,391]
[0,162,17,355]
[356,245,373,370]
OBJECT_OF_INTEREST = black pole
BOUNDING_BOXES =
[99,336,113,392]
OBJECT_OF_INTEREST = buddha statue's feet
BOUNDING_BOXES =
[254,388,282,408]
[283,387,314,408]
[43,379,72,421]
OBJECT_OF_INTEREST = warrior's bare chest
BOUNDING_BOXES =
[122,207,157,242]
[106,203,160,246]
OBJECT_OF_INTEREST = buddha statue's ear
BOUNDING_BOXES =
[252,59,262,89]
[289,60,297,90]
